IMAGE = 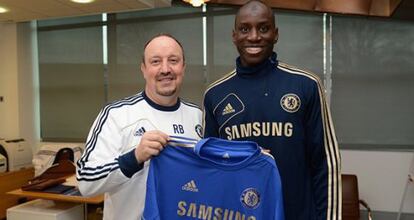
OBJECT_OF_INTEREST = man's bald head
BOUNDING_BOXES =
[235,0,276,29]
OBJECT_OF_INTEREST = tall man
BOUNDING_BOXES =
[77,34,202,220]
[203,1,341,219]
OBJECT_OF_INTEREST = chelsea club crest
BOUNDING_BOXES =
[240,188,260,209]
[280,93,301,113]
[195,124,203,138]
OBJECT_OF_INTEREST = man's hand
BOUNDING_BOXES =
[134,130,169,164]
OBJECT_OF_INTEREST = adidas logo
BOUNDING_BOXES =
[222,103,235,115]
[182,180,199,192]
[134,127,146,136]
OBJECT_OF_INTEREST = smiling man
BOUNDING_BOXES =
[141,35,184,106]
[77,34,202,220]
[203,1,342,220]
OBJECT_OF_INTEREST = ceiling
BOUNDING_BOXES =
[0,0,413,23]
[392,0,414,20]
[0,0,171,23]
[209,0,414,20]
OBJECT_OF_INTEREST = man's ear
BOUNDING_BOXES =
[232,29,237,44]
[140,62,146,79]
[274,27,279,44]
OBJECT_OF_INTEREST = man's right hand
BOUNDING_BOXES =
[134,130,169,164]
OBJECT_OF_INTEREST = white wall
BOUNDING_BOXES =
[0,23,19,139]
[0,22,40,151]
[17,22,40,151]
[341,149,414,213]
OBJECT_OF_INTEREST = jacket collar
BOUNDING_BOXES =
[236,52,278,77]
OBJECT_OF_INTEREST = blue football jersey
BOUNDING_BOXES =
[143,136,284,220]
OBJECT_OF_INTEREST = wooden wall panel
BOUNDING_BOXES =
[208,0,403,17]
[209,0,316,10]
[315,0,372,15]
[266,0,316,11]
[0,168,34,219]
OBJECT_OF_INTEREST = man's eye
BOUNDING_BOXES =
[259,26,269,33]
[239,27,249,33]
[151,60,160,65]
[169,59,179,64]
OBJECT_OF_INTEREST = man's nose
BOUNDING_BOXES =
[247,28,261,41]
[160,61,171,73]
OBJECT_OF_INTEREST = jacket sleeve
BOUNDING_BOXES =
[76,107,144,197]
[202,92,220,138]
[305,80,341,220]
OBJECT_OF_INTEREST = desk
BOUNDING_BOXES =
[7,189,103,204]
[7,176,104,220]
[0,167,34,219]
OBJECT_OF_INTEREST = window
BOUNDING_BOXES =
[38,16,104,141]
[331,16,414,149]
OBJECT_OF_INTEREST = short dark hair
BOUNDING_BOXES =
[234,0,276,29]
[142,33,185,64]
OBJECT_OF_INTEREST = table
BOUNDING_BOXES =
[7,175,104,220]
[7,188,103,204]
[0,167,34,219]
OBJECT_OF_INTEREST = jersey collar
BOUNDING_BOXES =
[194,137,261,170]
[142,91,181,112]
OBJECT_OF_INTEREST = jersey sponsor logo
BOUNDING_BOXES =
[222,103,236,115]
[195,124,203,139]
[240,188,260,209]
[182,180,199,192]
[134,127,146,136]
[177,201,257,220]
[280,93,301,113]
[224,122,293,140]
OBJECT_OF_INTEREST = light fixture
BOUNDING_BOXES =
[183,0,210,7]
[0,6,9,13]
[70,0,95,3]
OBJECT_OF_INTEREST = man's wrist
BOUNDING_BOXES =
[118,149,144,178]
